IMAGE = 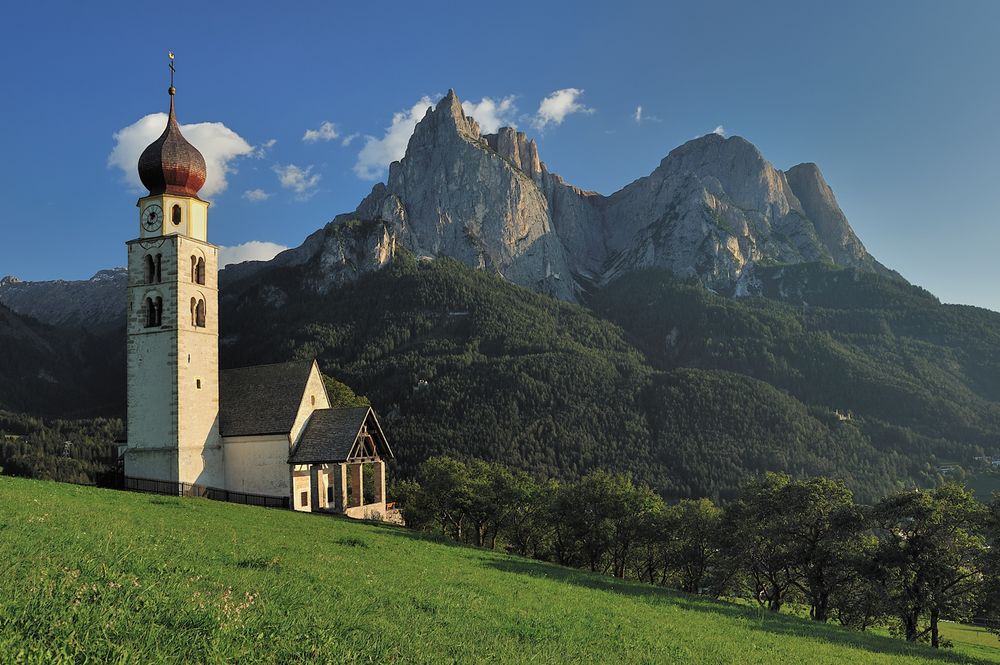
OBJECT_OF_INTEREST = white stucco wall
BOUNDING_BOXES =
[222,434,292,497]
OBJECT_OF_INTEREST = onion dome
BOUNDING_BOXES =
[137,88,207,197]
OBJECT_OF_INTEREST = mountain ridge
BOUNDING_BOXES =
[269,90,897,303]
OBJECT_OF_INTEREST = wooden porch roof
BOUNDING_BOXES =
[288,406,393,464]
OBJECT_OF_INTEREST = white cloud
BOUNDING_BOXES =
[253,138,277,158]
[712,125,727,137]
[634,105,643,124]
[354,96,435,180]
[532,88,594,130]
[242,188,270,202]
[462,96,518,133]
[108,113,255,198]
[303,121,339,143]
[273,163,321,198]
[218,241,289,267]
[341,132,359,147]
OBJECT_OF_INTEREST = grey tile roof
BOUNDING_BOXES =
[219,360,315,437]
[289,407,393,464]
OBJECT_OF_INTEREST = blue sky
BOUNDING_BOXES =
[3,1,1000,310]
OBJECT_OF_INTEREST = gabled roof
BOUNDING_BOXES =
[219,360,316,437]
[289,406,393,464]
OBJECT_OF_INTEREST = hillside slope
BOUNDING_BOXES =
[0,303,123,417]
[591,264,1000,475]
[1,477,995,664]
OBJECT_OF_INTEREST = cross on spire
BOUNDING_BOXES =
[168,51,176,95]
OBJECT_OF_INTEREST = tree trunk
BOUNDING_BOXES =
[811,592,829,622]
[903,611,920,642]
[930,608,940,648]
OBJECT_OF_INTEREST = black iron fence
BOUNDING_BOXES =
[121,475,289,509]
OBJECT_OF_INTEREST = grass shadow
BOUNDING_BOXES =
[485,558,997,665]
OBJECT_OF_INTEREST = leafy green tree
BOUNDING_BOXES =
[321,375,370,408]
[413,456,472,540]
[872,483,987,646]
[668,498,723,595]
[721,474,801,612]
[503,476,552,559]
[781,477,868,622]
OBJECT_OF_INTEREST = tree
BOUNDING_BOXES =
[780,477,867,622]
[669,498,723,595]
[503,476,552,559]
[721,473,801,612]
[414,456,472,540]
[465,461,529,548]
[872,483,987,647]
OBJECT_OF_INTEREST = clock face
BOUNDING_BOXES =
[142,204,163,232]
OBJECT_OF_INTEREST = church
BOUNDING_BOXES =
[122,70,393,519]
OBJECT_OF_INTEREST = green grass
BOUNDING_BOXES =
[2,477,999,664]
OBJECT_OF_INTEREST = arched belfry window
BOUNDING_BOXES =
[196,257,206,285]
[143,255,155,284]
[155,254,162,283]
[191,256,198,283]
[144,296,162,328]
[195,299,206,328]
[172,204,182,226]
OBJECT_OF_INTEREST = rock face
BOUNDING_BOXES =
[0,268,127,330]
[784,162,884,271]
[279,90,893,301]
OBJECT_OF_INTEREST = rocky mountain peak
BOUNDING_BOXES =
[483,127,544,181]
[280,90,896,302]
[409,89,482,148]
[0,275,21,287]
[783,162,890,274]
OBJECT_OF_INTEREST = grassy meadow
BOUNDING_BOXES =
[1,476,999,664]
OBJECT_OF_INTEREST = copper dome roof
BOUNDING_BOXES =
[137,91,207,197]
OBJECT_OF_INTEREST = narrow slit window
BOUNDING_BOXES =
[172,204,182,225]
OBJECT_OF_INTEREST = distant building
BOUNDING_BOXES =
[122,70,392,517]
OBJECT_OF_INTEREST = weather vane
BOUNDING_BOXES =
[168,51,176,95]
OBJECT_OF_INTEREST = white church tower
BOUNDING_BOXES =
[123,59,224,488]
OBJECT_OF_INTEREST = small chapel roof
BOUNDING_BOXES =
[289,406,393,464]
[219,360,316,437]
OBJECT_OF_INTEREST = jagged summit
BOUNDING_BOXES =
[247,89,896,301]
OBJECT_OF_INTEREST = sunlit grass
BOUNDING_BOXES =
[1,476,998,664]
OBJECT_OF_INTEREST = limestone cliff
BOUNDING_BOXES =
[278,91,893,301]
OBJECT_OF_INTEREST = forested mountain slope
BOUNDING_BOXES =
[220,253,976,501]
[0,303,122,417]
[591,264,1000,481]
